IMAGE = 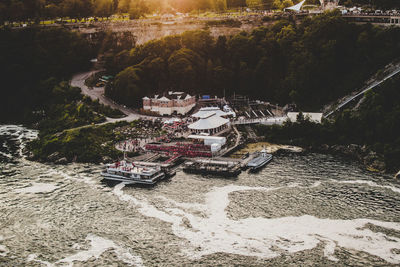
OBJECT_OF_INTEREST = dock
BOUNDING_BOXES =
[183,158,242,177]
[213,154,257,170]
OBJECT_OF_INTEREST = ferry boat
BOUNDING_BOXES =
[101,160,165,185]
[247,149,273,172]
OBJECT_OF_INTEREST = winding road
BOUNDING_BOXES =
[70,70,162,123]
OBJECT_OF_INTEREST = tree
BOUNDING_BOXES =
[109,66,144,107]
[226,0,247,8]
[282,0,294,8]
[62,0,93,19]
[168,48,202,90]
[93,0,114,17]
[214,0,227,11]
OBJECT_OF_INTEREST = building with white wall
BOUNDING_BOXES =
[143,91,196,116]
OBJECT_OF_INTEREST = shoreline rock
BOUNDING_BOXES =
[231,142,303,158]
[47,152,60,162]
[395,170,400,179]
[310,143,386,173]
[55,157,68,165]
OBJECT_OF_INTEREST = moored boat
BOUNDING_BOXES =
[247,149,273,172]
[101,160,165,185]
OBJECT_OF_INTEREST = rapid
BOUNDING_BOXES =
[1,125,400,266]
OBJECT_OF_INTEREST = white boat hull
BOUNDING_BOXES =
[101,172,165,185]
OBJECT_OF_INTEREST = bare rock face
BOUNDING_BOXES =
[47,152,60,162]
[395,170,400,179]
[55,157,68,165]
[363,151,386,172]
[346,144,362,157]
[102,156,112,163]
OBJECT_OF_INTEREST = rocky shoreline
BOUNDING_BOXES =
[23,133,399,177]
[308,144,388,173]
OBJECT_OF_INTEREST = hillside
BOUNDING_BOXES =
[104,11,400,110]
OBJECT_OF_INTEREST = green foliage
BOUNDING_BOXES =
[255,75,400,171]
[273,0,294,10]
[28,124,123,163]
[106,12,400,110]
[205,19,242,27]
[0,27,95,123]
[35,81,125,135]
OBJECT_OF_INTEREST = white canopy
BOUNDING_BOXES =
[285,0,306,11]
[192,107,230,118]
[188,114,229,130]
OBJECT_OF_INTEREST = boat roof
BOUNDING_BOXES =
[248,154,272,166]
[109,162,160,175]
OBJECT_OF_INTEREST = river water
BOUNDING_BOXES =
[1,124,400,266]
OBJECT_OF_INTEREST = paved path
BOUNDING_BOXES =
[70,70,167,124]
[220,125,241,156]
[55,70,170,134]
[233,117,287,125]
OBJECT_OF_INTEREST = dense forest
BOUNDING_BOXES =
[1,0,399,23]
[0,28,91,122]
[0,26,127,162]
[104,11,400,109]
[0,27,127,126]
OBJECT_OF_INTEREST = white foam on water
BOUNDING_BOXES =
[27,254,53,267]
[0,235,9,257]
[333,179,400,194]
[320,238,339,262]
[45,166,99,188]
[27,234,143,267]
[157,195,207,212]
[15,183,58,194]
[57,234,143,267]
[113,183,400,263]
[114,183,179,223]
[0,125,38,157]
[0,151,12,159]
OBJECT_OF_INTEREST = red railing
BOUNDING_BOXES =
[145,143,212,157]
